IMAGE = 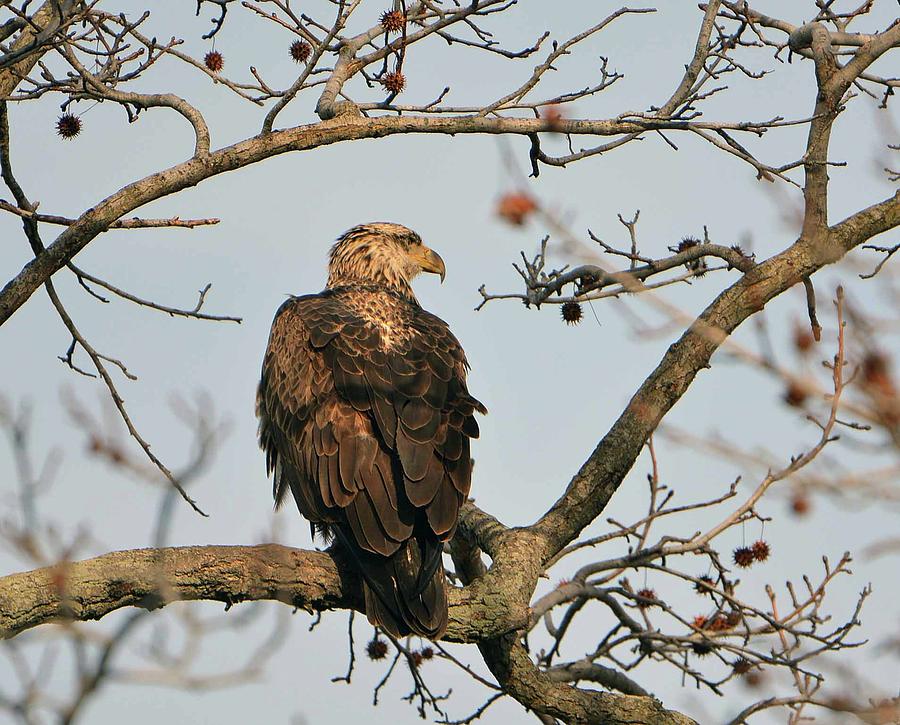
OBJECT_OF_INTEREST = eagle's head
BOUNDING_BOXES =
[326,222,445,299]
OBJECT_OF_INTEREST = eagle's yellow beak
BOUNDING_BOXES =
[413,246,446,283]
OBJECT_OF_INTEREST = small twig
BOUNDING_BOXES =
[858,242,899,279]
[68,265,242,323]
[617,210,641,271]
[331,611,356,684]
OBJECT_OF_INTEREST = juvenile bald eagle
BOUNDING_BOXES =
[257,223,485,638]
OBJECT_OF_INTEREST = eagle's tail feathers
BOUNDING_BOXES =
[335,526,447,639]
[415,535,445,597]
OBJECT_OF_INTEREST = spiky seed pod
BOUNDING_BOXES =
[496,192,537,226]
[691,615,708,630]
[751,539,771,562]
[791,493,811,516]
[694,574,715,595]
[561,301,583,326]
[862,352,897,402]
[783,382,808,407]
[707,615,728,632]
[289,39,312,63]
[676,237,699,253]
[744,671,764,688]
[420,647,434,660]
[691,641,713,657]
[732,658,752,676]
[410,651,423,667]
[204,50,224,72]
[861,352,900,424]
[793,324,815,354]
[366,637,388,660]
[824,696,855,712]
[672,236,708,276]
[380,9,406,33]
[56,113,82,139]
[706,614,726,632]
[541,104,564,131]
[727,244,755,270]
[732,546,755,568]
[379,70,406,94]
[635,588,656,608]
[862,352,890,384]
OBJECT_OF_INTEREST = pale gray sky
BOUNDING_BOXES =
[1,2,898,723]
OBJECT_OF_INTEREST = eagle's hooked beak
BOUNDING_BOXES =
[414,246,446,283]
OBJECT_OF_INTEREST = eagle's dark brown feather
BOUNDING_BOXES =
[257,227,485,638]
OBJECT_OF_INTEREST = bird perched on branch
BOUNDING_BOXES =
[257,223,485,638]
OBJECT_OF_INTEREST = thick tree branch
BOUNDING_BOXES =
[0,544,358,639]
[0,113,804,329]
[477,634,696,725]
[529,198,900,559]
[0,501,534,646]
[0,1,69,96]
[0,544,695,724]
[448,518,695,725]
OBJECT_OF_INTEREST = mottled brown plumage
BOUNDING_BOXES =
[257,223,485,638]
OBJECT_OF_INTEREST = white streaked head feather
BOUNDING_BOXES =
[326,222,427,298]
